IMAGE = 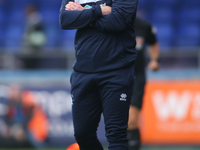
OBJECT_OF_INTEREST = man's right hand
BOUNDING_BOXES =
[100,6,111,16]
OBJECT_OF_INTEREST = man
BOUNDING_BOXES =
[1,85,49,148]
[59,0,138,149]
[127,16,160,150]
[22,4,46,69]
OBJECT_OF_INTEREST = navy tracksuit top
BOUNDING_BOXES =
[60,0,138,73]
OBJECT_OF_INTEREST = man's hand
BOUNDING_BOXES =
[100,6,111,16]
[65,2,85,11]
[147,43,159,71]
[148,59,159,71]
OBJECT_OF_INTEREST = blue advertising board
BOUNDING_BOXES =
[0,70,108,147]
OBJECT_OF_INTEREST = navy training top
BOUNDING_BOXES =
[60,0,138,73]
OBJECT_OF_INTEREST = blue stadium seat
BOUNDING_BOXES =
[61,30,76,51]
[155,24,174,48]
[175,24,200,47]
[8,10,26,24]
[0,9,3,23]
[36,0,61,10]
[0,0,10,11]
[0,9,6,48]
[44,25,63,48]
[10,0,34,9]
[137,0,152,12]
[0,28,5,48]
[151,0,179,7]
[150,8,174,24]
[178,7,200,24]
[3,0,33,11]
[182,0,200,7]
[44,27,58,48]
[40,9,59,25]
[0,8,9,25]
[4,25,24,51]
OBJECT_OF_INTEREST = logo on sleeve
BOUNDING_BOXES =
[136,37,144,51]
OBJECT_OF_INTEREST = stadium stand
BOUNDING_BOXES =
[176,24,200,48]
[0,0,200,50]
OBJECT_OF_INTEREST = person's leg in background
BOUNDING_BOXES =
[127,74,146,150]
[127,106,141,150]
[98,66,135,150]
[70,71,104,150]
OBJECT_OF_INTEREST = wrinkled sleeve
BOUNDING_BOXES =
[92,0,138,32]
[59,0,102,29]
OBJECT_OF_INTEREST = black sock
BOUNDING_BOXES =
[127,128,141,150]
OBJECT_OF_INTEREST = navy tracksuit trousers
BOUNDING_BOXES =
[70,66,135,150]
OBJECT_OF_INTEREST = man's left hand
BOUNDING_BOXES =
[148,60,159,71]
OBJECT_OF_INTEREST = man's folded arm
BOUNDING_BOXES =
[93,0,138,32]
[59,0,102,29]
